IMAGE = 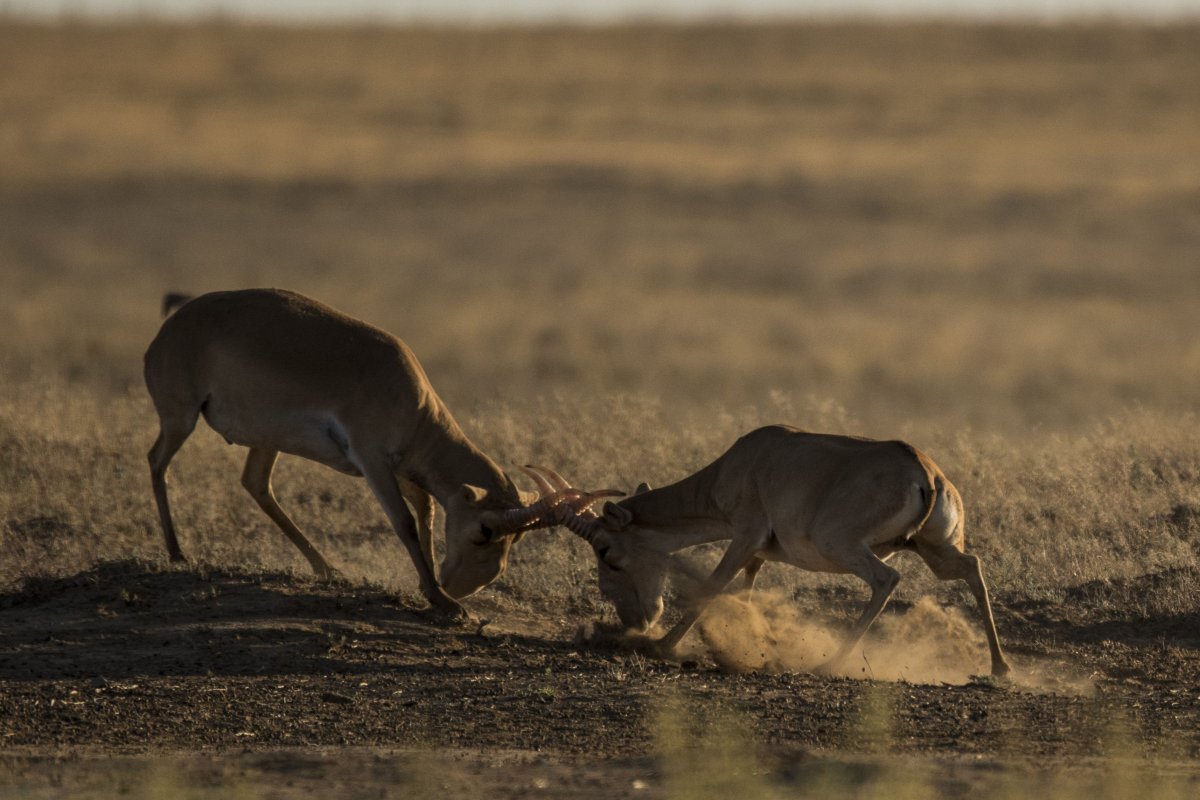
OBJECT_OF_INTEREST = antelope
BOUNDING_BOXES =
[144,288,603,618]
[542,425,1012,677]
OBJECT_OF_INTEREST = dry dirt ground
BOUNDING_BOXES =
[1,561,1199,797]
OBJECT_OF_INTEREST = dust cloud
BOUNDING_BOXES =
[693,591,985,683]
[693,591,1093,694]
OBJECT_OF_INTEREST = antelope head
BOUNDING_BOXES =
[439,474,623,600]
[525,467,666,632]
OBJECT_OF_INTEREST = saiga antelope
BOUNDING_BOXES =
[144,288,599,617]
[542,425,1011,676]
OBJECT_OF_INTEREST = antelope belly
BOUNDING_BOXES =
[201,401,361,475]
[761,536,849,574]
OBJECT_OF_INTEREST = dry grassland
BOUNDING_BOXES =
[3,21,1199,620]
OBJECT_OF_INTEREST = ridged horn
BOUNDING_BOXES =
[551,503,605,544]
[526,466,624,517]
[496,489,576,532]
[506,488,622,533]
[568,489,625,518]
[525,464,572,493]
[498,465,626,538]
[518,465,557,497]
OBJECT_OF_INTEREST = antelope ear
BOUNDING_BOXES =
[634,482,651,495]
[462,484,489,506]
[601,502,634,531]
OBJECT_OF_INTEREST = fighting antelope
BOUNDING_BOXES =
[542,425,1011,676]
[144,288,598,617]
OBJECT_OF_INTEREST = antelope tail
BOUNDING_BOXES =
[916,474,942,535]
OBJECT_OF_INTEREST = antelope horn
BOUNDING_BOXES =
[497,467,580,533]
[550,503,605,544]
[497,489,580,531]
[525,464,572,493]
[517,465,557,497]
[525,465,623,517]
[505,488,621,531]
[568,489,625,518]
[500,461,626,537]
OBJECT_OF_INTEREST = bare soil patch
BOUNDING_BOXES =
[1,561,1197,769]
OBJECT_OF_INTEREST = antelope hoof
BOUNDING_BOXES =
[992,658,1014,679]
[428,596,473,625]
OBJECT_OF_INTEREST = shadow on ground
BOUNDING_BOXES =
[0,559,563,681]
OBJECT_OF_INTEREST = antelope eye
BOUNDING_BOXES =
[478,525,495,544]
[597,547,621,571]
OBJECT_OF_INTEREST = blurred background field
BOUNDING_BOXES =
[2,20,1199,624]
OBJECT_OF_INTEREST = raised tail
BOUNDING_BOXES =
[917,475,943,535]
[900,441,942,536]
[161,292,194,317]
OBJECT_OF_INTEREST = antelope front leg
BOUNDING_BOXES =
[656,531,767,657]
[399,477,437,579]
[359,456,469,621]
